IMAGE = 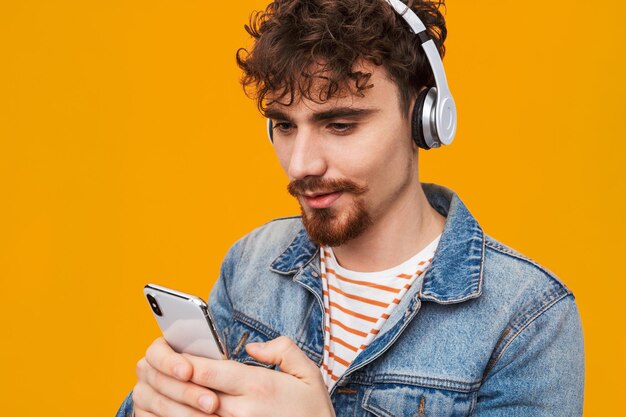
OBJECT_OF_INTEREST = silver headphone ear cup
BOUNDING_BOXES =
[411,89,431,149]
[266,118,274,143]
[421,88,441,149]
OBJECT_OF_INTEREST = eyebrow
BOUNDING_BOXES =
[264,107,380,123]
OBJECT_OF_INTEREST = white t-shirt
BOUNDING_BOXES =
[319,235,441,390]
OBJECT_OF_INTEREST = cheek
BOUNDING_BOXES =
[334,155,398,211]
[346,144,414,214]
[352,139,411,184]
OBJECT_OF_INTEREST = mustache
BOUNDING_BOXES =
[287,177,368,197]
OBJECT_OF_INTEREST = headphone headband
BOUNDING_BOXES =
[385,0,456,146]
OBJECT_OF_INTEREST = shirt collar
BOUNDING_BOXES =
[269,182,485,304]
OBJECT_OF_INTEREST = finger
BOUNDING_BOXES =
[134,408,158,417]
[145,337,193,381]
[245,336,319,381]
[213,392,247,417]
[184,353,254,395]
[136,356,220,414]
[132,381,219,417]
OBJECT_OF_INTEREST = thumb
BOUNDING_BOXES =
[245,336,319,381]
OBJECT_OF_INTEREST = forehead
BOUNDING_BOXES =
[264,61,399,116]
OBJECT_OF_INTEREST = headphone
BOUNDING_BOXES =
[266,0,456,150]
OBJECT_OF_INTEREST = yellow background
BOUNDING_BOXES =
[1,1,624,415]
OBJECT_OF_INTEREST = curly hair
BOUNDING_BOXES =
[235,0,447,117]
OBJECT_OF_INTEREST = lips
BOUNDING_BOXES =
[302,191,344,209]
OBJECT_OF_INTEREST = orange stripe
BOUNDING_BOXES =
[328,284,388,307]
[330,334,359,352]
[331,273,400,293]
[396,273,413,279]
[332,354,350,367]
[327,302,378,323]
[325,319,379,337]
[325,267,401,293]
[330,317,369,337]
[325,348,351,367]
[321,362,340,381]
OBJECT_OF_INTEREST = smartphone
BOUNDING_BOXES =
[144,283,227,359]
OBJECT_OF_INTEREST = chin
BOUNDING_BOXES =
[300,200,372,247]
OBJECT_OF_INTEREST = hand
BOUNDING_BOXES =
[189,336,336,417]
[132,337,221,416]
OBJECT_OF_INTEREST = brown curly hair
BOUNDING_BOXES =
[235,0,447,117]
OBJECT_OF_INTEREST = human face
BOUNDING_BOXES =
[267,63,418,247]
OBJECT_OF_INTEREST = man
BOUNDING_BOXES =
[117,0,584,415]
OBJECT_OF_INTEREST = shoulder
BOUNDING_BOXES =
[479,234,580,368]
[236,215,304,254]
[214,215,306,298]
[246,215,304,241]
[212,216,315,332]
[481,233,573,302]
[221,215,305,269]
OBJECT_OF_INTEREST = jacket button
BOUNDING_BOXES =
[312,272,319,277]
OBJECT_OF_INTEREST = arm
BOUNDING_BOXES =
[473,295,585,416]
[206,238,242,354]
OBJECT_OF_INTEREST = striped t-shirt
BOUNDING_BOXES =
[319,235,441,390]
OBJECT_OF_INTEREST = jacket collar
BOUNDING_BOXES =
[269,182,485,304]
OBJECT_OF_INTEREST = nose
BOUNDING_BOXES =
[287,127,327,180]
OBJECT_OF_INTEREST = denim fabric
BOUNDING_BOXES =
[116,182,584,416]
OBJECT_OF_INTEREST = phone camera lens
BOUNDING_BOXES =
[146,293,162,316]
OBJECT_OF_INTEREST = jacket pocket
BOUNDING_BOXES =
[225,310,280,368]
[361,383,476,417]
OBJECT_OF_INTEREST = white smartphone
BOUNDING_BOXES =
[144,283,227,359]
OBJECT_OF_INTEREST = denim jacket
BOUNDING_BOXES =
[117,182,584,416]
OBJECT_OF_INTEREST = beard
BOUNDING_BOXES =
[287,177,372,247]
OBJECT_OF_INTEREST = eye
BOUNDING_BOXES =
[328,122,355,134]
[273,122,294,134]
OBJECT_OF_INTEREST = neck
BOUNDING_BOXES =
[330,182,446,272]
